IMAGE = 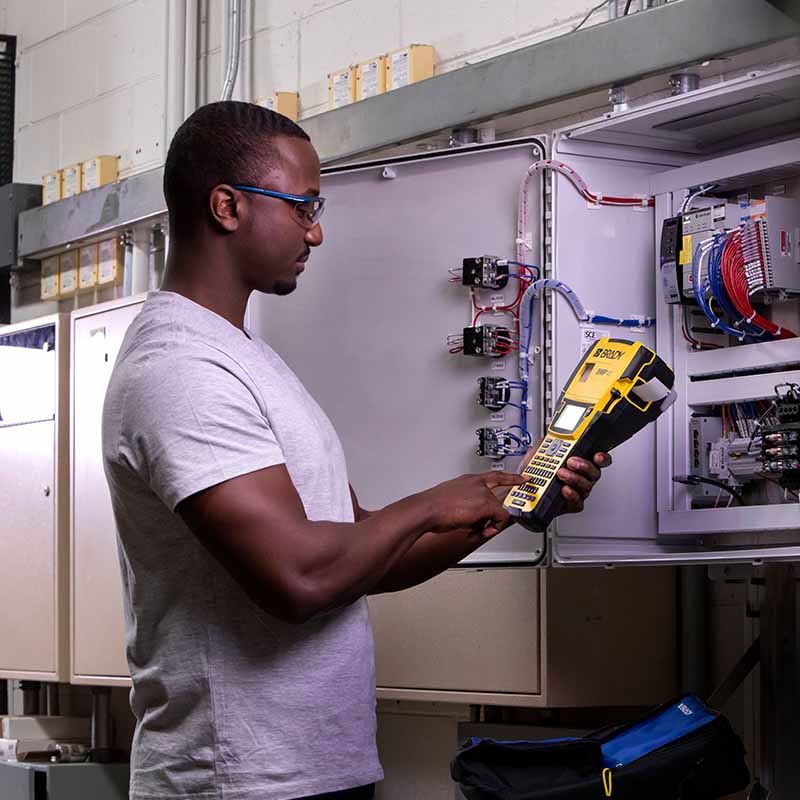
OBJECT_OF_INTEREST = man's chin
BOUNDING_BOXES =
[271,279,297,296]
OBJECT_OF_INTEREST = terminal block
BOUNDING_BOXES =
[775,383,800,423]
[760,421,800,490]
[477,377,511,410]
[462,256,509,289]
[476,427,508,459]
[462,325,513,357]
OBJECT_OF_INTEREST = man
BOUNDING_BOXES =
[102,102,610,800]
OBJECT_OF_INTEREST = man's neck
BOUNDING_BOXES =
[161,242,250,331]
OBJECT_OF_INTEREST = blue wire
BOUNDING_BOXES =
[692,240,746,341]
[706,236,770,341]
[508,261,541,278]
[590,315,655,328]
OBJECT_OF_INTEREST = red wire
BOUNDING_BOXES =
[721,233,796,339]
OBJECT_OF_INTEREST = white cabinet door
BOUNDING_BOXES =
[0,419,57,675]
[72,299,143,683]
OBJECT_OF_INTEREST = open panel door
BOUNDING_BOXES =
[251,139,550,566]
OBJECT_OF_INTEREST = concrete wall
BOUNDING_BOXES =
[1,0,615,185]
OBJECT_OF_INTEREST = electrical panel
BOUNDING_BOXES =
[651,142,800,546]
[81,155,118,192]
[97,237,124,287]
[62,164,81,198]
[78,244,98,291]
[548,69,799,564]
[71,296,144,684]
[356,56,388,100]
[386,45,435,91]
[327,66,356,110]
[258,92,299,121]
[0,315,70,680]
[42,170,62,205]
[57,251,77,298]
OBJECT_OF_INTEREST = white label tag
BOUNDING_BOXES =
[359,60,381,98]
[490,411,505,422]
[489,293,505,304]
[580,326,609,355]
[83,159,98,190]
[490,461,506,471]
[331,71,352,108]
[491,358,506,371]
[44,173,60,204]
[98,239,118,284]
[390,50,410,89]
[64,166,80,197]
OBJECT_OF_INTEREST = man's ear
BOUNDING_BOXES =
[209,184,240,232]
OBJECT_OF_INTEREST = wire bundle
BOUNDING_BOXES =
[516,159,654,265]
[691,224,797,343]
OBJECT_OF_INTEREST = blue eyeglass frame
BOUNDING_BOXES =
[231,184,326,227]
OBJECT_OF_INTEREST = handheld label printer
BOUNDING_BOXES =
[504,338,676,532]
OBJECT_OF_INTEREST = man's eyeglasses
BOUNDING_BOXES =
[231,184,326,228]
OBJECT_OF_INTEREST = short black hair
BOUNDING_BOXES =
[163,101,311,239]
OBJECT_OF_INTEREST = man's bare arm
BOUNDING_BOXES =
[361,452,612,595]
[177,464,523,624]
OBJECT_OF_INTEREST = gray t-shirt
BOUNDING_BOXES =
[102,291,383,800]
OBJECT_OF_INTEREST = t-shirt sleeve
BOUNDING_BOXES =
[117,347,286,511]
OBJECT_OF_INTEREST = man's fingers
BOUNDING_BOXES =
[558,468,593,498]
[482,471,526,490]
[566,457,601,483]
[594,452,612,468]
[561,484,584,513]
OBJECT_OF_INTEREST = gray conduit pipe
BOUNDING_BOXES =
[220,0,242,101]
[184,0,199,117]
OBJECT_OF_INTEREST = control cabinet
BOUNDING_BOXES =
[70,295,145,685]
[552,65,800,565]
[0,314,70,680]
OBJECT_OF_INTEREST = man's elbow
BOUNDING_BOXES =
[267,575,331,625]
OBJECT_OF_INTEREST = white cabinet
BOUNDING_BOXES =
[71,296,144,685]
[0,316,69,680]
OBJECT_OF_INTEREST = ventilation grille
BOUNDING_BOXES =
[0,36,16,187]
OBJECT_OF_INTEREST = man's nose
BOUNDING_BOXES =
[305,223,323,247]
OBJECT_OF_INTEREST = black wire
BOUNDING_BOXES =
[623,0,634,13]
[572,0,612,32]
[673,474,747,506]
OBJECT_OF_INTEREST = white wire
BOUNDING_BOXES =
[680,183,716,214]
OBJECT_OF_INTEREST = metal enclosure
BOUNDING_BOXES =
[0,314,70,680]
[0,761,129,800]
[251,139,548,565]
[551,75,800,566]
[70,295,146,685]
[0,183,41,269]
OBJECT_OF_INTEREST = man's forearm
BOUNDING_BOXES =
[367,526,489,594]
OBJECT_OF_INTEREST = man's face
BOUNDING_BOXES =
[237,135,324,296]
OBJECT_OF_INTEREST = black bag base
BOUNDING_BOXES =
[452,696,750,800]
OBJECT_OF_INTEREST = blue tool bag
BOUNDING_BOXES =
[451,695,750,799]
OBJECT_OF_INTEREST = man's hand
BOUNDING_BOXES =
[557,452,612,514]
[420,471,525,538]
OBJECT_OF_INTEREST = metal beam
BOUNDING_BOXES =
[18,167,165,258]
[301,0,800,163]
